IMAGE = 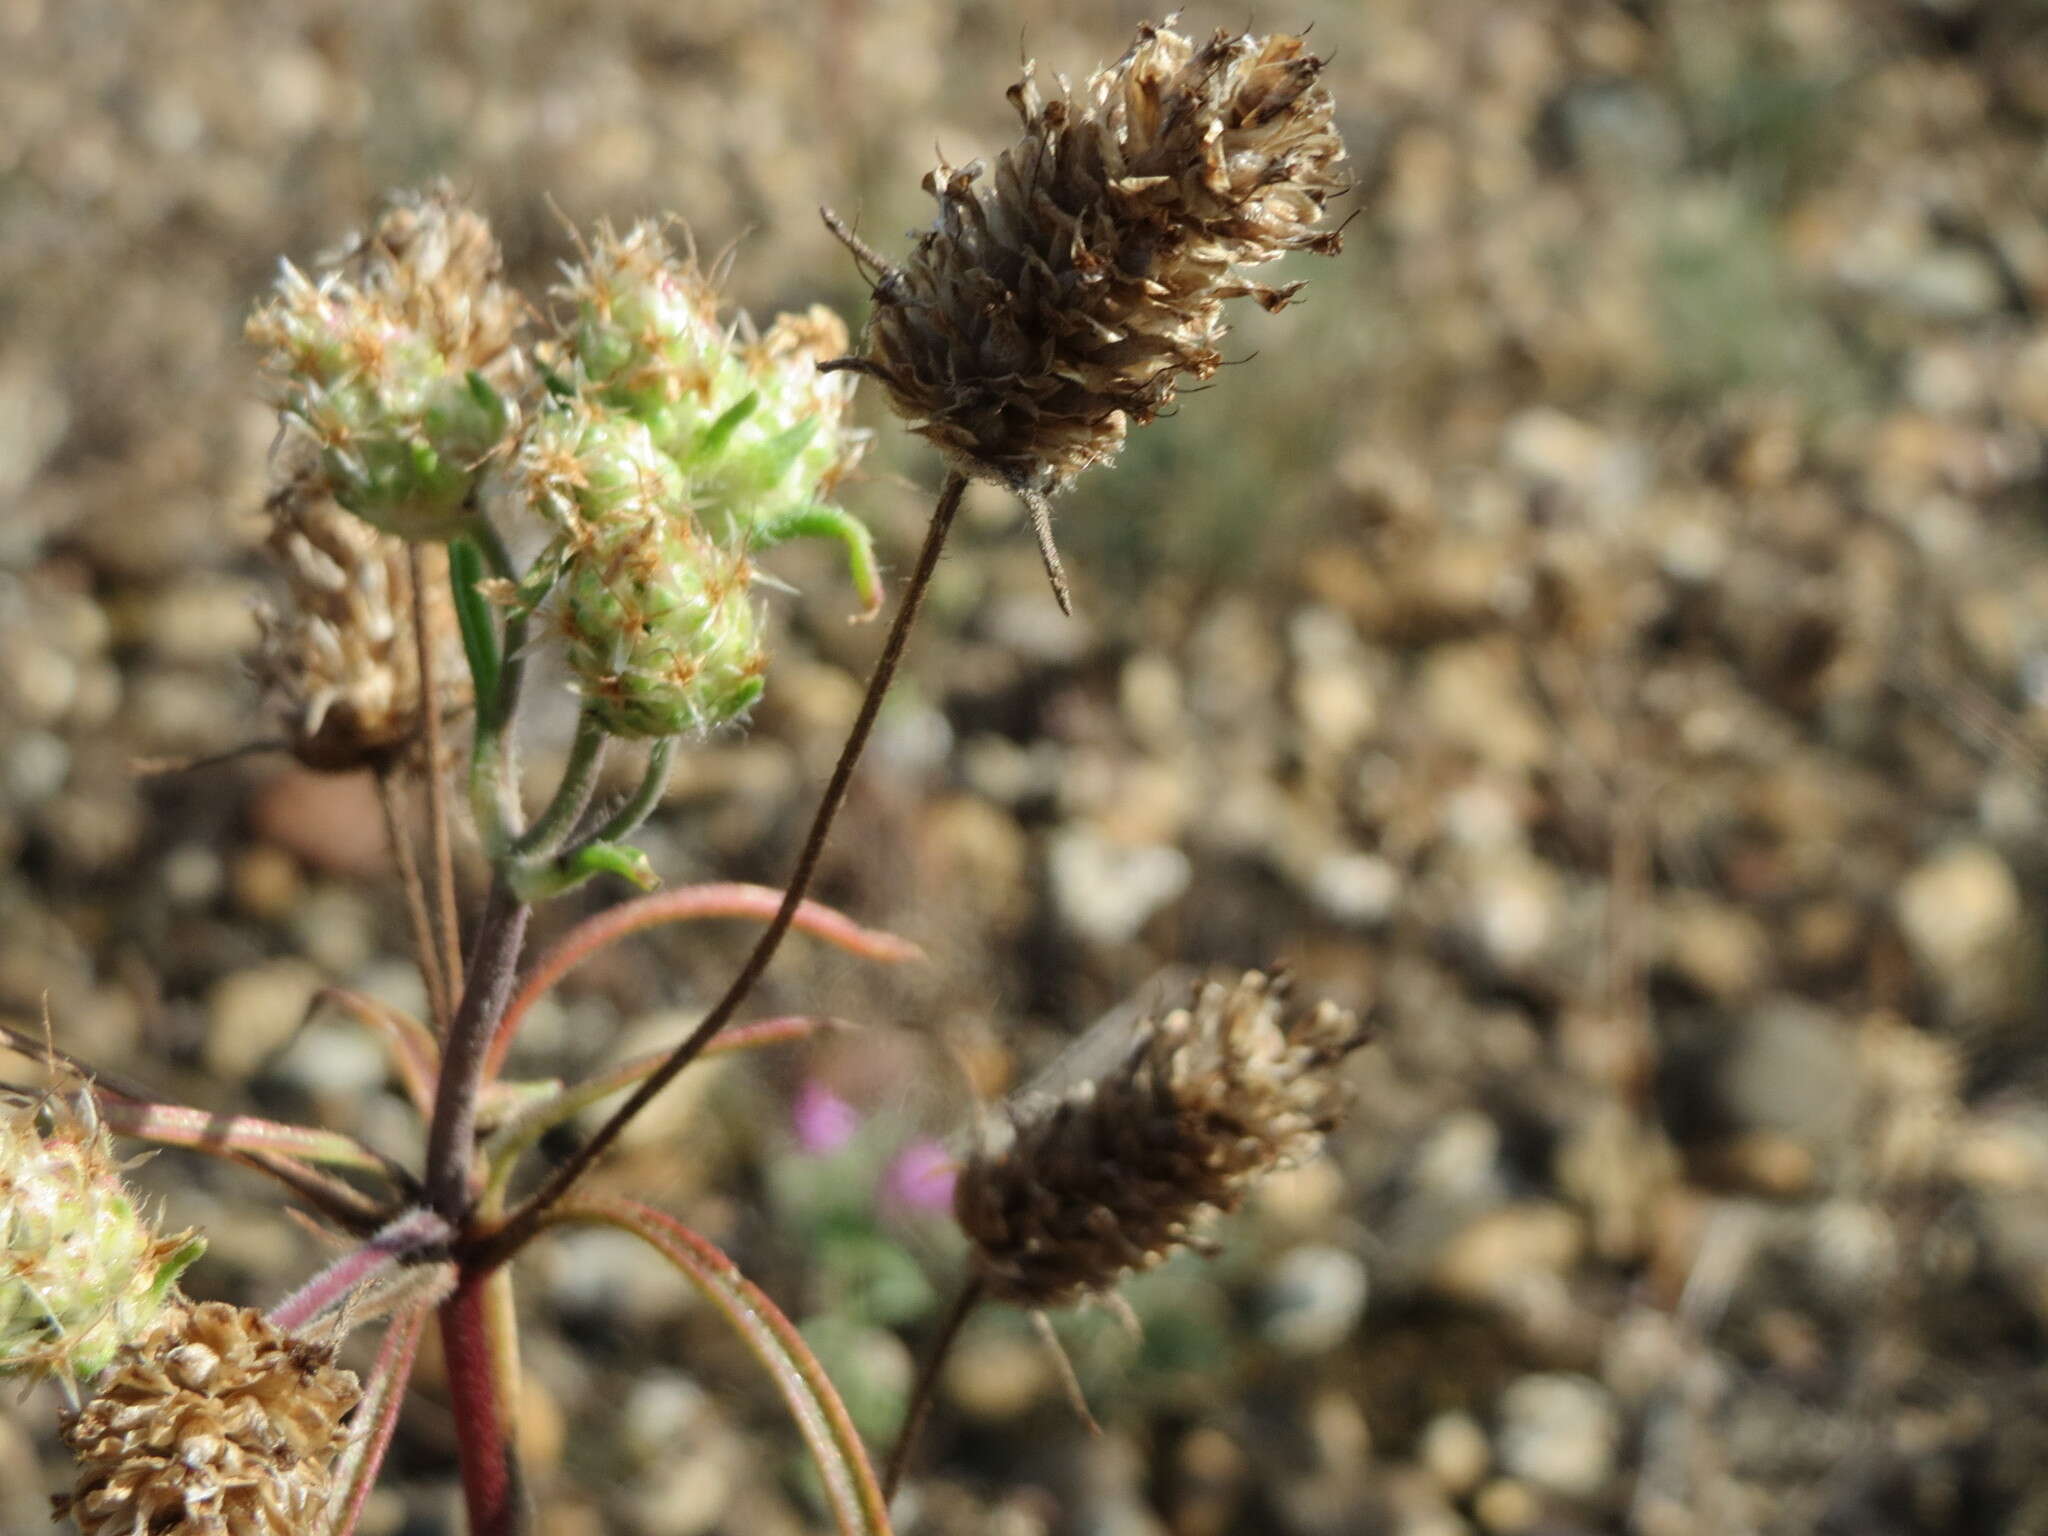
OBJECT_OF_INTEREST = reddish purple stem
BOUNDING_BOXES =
[266,1208,453,1334]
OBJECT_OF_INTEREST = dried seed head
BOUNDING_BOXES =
[247,187,521,540]
[57,1301,360,1536]
[841,19,1346,593]
[1,1086,202,1386]
[249,457,472,771]
[954,971,1369,1310]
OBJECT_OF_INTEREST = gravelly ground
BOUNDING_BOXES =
[7,2,2048,1532]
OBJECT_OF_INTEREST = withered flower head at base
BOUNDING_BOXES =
[835,19,1347,606]
[249,458,472,772]
[953,970,1369,1311]
[57,1302,360,1536]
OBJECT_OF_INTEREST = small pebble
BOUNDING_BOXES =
[1258,1244,1369,1354]
[1421,1410,1492,1498]
[1496,1373,1619,1499]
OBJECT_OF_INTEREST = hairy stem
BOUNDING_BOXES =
[512,707,609,859]
[267,1208,453,1334]
[881,1274,983,1502]
[325,1308,427,1536]
[476,471,968,1266]
[481,882,918,1081]
[467,523,531,857]
[231,1149,393,1236]
[410,545,466,1003]
[424,880,531,1222]
[585,735,675,847]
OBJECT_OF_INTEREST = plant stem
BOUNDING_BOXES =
[480,883,919,1081]
[440,1269,530,1536]
[585,735,675,847]
[424,880,531,1222]
[512,707,608,859]
[376,765,451,1031]
[410,545,466,1004]
[266,1208,453,1334]
[475,470,968,1266]
[881,1274,983,1502]
[229,1149,393,1236]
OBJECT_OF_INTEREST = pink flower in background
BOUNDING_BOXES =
[883,1139,957,1214]
[792,1079,860,1155]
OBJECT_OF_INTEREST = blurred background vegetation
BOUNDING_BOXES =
[7,1,2048,1532]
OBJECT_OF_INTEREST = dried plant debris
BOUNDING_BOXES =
[837,19,1347,608]
[57,1302,360,1536]
[955,970,1369,1310]
[250,460,471,771]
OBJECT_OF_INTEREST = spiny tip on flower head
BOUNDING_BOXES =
[732,304,869,504]
[835,19,1346,602]
[352,181,526,384]
[953,970,1369,1311]
[555,220,732,434]
[247,188,521,541]
[511,401,687,539]
[249,454,472,772]
[57,1301,359,1536]
[1,1085,203,1386]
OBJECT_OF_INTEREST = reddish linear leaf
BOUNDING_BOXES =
[542,1197,893,1535]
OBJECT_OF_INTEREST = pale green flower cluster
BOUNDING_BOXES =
[512,222,876,737]
[248,198,877,743]
[246,249,515,540]
[1,1092,203,1385]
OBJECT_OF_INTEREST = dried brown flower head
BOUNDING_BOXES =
[954,971,1369,1310]
[834,19,1347,608]
[345,180,526,386]
[249,460,471,771]
[57,1301,360,1536]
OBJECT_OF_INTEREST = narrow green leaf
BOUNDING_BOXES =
[753,502,883,618]
[95,1100,392,1173]
[447,536,501,709]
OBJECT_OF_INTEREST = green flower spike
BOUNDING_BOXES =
[248,188,523,542]
[555,224,879,617]
[515,404,769,740]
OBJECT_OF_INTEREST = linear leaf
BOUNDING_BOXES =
[542,1198,892,1535]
